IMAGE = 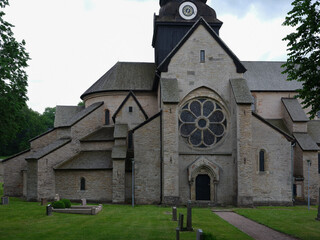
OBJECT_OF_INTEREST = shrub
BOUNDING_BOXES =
[52,200,65,209]
[61,199,71,208]
[203,233,216,240]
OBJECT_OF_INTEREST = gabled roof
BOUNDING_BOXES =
[112,91,148,123]
[81,62,156,99]
[281,98,309,122]
[1,149,30,163]
[157,17,246,73]
[293,133,319,151]
[54,105,85,128]
[242,61,303,92]
[26,138,71,161]
[59,102,104,127]
[230,78,253,104]
[54,150,112,170]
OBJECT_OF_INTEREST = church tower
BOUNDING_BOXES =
[152,0,223,66]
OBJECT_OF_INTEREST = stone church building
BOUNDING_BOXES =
[3,0,320,206]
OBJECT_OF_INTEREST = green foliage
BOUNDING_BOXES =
[0,182,3,197]
[0,106,56,156]
[51,200,65,209]
[61,199,71,208]
[203,232,216,240]
[77,101,85,107]
[282,0,320,119]
[0,0,31,147]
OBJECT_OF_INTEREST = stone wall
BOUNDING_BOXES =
[252,92,296,119]
[84,92,159,118]
[3,151,29,197]
[302,151,320,203]
[133,115,161,204]
[55,170,112,202]
[251,116,292,205]
[30,129,57,150]
[282,102,307,133]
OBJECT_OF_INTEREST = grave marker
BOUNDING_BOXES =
[1,196,9,205]
[316,188,320,221]
[178,213,184,231]
[54,194,60,201]
[172,206,177,221]
[176,227,180,240]
[196,229,203,240]
[81,198,87,206]
[187,200,193,231]
[41,198,47,206]
[46,204,53,216]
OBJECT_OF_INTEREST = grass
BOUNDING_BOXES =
[235,206,320,240]
[0,184,251,240]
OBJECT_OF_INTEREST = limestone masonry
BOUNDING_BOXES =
[3,0,320,206]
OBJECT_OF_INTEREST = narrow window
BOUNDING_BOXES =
[259,150,265,172]
[200,50,205,63]
[105,109,110,125]
[129,106,133,112]
[80,177,86,191]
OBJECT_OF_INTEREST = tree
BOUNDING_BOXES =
[0,0,30,148]
[282,0,320,119]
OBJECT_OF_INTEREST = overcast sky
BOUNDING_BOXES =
[3,0,293,113]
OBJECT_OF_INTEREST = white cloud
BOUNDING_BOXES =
[3,0,292,113]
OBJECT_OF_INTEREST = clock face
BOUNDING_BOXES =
[179,2,197,20]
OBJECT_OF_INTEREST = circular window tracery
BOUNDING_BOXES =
[179,98,227,148]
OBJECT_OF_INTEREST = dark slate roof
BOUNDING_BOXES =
[265,119,292,137]
[252,113,294,141]
[230,78,253,104]
[114,124,128,139]
[158,17,246,73]
[26,138,71,161]
[293,133,320,151]
[80,126,114,142]
[112,91,148,122]
[1,149,30,163]
[54,151,112,170]
[161,78,180,103]
[81,62,156,99]
[307,121,320,144]
[59,102,104,127]
[54,106,85,128]
[281,98,309,122]
[242,61,303,92]
[157,0,222,24]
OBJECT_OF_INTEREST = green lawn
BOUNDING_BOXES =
[235,206,320,240]
[0,184,251,240]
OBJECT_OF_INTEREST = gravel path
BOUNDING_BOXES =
[214,211,298,240]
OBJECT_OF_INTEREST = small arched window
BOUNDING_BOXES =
[105,109,110,125]
[259,150,265,172]
[80,177,86,191]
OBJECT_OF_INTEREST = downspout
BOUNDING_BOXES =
[291,141,296,203]
[160,110,163,204]
[131,157,135,208]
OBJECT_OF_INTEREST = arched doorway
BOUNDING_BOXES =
[196,174,210,200]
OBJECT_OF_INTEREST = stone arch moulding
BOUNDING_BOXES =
[179,86,228,110]
[188,156,220,202]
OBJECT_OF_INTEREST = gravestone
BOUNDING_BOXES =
[46,204,53,216]
[187,200,193,231]
[172,206,177,221]
[196,229,203,240]
[178,213,184,231]
[41,198,47,206]
[81,198,87,206]
[175,227,180,240]
[316,188,320,221]
[1,196,9,205]
[54,194,60,201]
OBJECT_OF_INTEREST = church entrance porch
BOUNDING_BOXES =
[188,157,220,203]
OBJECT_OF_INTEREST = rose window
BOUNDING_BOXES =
[179,98,227,148]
